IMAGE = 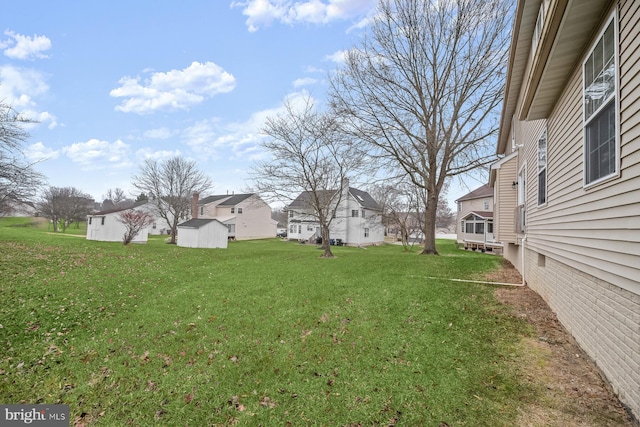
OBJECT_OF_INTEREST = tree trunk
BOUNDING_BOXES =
[420,196,439,255]
[169,218,178,244]
[320,224,334,258]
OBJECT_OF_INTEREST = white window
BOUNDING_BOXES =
[351,210,359,217]
[289,210,294,218]
[483,199,489,210]
[231,207,235,213]
[200,206,204,215]
[289,225,296,233]
[537,129,547,206]
[364,228,369,237]
[227,224,235,233]
[307,225,314,231]
[361,209,365,218]
[238,207,243,214]
[584,17,617,185]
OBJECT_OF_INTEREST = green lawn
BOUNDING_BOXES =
[0,217,533,426]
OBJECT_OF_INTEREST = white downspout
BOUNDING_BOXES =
[521,234,527,286]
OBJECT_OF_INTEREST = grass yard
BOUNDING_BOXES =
[0,217,533,426]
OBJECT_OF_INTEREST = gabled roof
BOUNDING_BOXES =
[91,200,149,216]
[198,195,229,205]
[463,211,494,220]
[455,184,493,202]
[218,193,253,206]
[288,187,381,210]
[289,190,335,209]
[177,218,218,229]
[198,193,254,206]
[349,187,381,210]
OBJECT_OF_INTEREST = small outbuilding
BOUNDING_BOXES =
[177,218,228,249]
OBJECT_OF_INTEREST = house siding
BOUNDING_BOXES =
[499,0,640,418]
[521,3,640,296]
[494,156,518,244]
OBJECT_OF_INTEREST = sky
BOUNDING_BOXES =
[1,0,485,209]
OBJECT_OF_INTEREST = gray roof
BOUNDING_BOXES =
[91,200,148,216]
[198,193,253,206]
[218,193,253,206]
[177,218,217,229]
[198,195,230,205]
[455,184,493,202]
[288,188,381,211]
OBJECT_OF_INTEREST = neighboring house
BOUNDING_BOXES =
[86,201,162,243]
[455,184,500,252]
[491,0,639,418]
[287,186,384,246]
[195,193,276,240]
[177,218,228,249]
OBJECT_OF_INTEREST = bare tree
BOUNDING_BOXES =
[0,100,46,215]
[102,188,130,210]
[132,156,212,244]
[330,0,511,254]
[117,209,155,245]
[252,95,364,257]
[38,186,93,232]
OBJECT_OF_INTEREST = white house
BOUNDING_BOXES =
[86,201,160,243]
[287,186,384,246]
[195,193,276,240]
[492,0,640,418]
[176,218,228,249]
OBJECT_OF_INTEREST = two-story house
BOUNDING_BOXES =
[491,0,640,418]
[455,184,500,252]
[196,193,276,240]
[287,186,384,246]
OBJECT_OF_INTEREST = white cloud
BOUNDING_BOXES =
[231,0,375,32]
[292,77,317,88]
[62,139,132,171]
[324,49,349,63]
[110,61,236,114]
[26,142,60,162]
[135,148,182,161]
[178,90,315,163]
[143,127,175,139]
[0,65,57,128]
[2,30,52,60]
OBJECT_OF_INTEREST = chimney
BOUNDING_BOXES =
[192,192,199,219]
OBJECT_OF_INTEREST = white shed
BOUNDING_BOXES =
[177,218,229,249]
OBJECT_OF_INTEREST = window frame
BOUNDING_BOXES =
[583,13,619,188]
[351,209,359,218]
[537,128,547,207]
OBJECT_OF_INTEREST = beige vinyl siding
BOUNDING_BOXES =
[523,3,640,295]
[495,156,518,243]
